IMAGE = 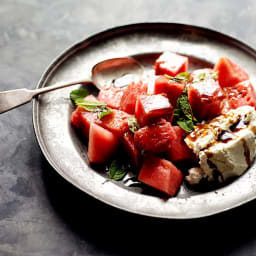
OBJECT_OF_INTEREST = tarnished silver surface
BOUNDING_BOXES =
[33,23,256,219]
[92,57,143,89]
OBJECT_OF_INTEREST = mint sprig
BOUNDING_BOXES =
[165,72,191,83]
[75,99,112,119]
[174,72,191,82]
[70,88,112,119]
[174,87,197,132]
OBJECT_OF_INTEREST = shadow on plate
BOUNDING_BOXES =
[41,156,256,256]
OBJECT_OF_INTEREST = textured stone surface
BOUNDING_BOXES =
[1,0,256,255]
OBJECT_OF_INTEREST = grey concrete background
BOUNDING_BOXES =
[1,0,256,255]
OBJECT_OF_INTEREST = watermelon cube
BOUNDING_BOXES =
[71,104,98,139]
[167,126,196,162]
[135,94,173,127]
[71,94,99,138]
[71,106,84,129]
[98,85,124,109]
[214,56,249,87]
[96,109,132,138]
[154,75,185,107]
[154,51,188,77]
[138,156,183,196]
[120,80,148,114]
[78,111,98,138]
[88,123,119,164]
[122,132,142,169]
[223,80,256,110]
[188,73,226,120]
[134,119,176,154]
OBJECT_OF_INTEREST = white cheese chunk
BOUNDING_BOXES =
[185,106,256,183]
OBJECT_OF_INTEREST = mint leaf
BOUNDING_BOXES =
[128,117,139,133]
[76,100,113,119]
[74,99,112,119]
[175,72,191,82]
[165,72,191,83]
[177,120,194,133]
[109,160,128,181]
[176,88,193,120]
[75,99,106,109]
[174,87,196,132]
[70,88,88,102]
[97,106,112,119]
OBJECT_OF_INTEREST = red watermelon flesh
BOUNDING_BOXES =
[135,94,173,127]
[214,56,249,87]
[71,107,98,139]
[79,111,98,138]
[71,95,99,138]
[166,126,196,162]
[154,51,188,77]
[98,85,124,109]
[71,106,84,129]
[134,119,177,154]
[122,132,142,169]
[88,123,119,164]
[138,156,183,196]
[223,80,256,111]
[188,75,226,120]
[120,80,148,114]
[96,109,132,138]
[154,75,185,107]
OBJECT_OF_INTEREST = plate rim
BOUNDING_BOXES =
[32,22,256,219]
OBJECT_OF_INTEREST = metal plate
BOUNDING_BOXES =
[32,23,256,219]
